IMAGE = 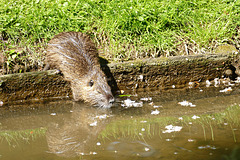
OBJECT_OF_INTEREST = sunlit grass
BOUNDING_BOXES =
[0,0,239,73]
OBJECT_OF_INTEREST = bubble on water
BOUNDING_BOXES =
[153,105,162,108]
[149,102,154,106]
[178,117,183,120]
[198,145,217,150]
[151,109,160,115]
[140,97,152,101]
[214,78,220,87]
[162,125,182,133]
[138,75,144,81]
[89,121,97,126]
[235,77,240,83]
[206,80,211,87]
[228,82,235,86]
[188,139,195,142]
[178,100,196,107]
[192,115,200,119]
[94,114,112,119]
[219,87,232,93]
[122,99,143,108]
[188,82,195,88]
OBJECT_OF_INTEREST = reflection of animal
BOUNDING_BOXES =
[45,32,114,108]
[46,103,111,157]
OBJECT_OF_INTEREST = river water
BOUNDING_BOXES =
[0,83,240,160]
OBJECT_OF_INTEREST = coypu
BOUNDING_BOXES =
[45,32,114,108]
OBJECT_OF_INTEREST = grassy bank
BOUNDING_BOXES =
[0,0,240,73]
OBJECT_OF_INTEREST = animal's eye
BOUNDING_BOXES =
[88,80,94,87]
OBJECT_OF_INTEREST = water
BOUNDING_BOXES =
[0,85,240,160]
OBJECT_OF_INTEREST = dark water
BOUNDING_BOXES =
[0,85,240,160]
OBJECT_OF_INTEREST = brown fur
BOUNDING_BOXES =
[45,32,114,108]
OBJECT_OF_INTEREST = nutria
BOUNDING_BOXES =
[45,32,114,108]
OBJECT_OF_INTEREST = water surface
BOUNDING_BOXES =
[0,85,240,160]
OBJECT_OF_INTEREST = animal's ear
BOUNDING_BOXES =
[88,80,94,87]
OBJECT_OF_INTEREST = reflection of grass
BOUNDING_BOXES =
[99,116,179,141]
[183,105,240,126]
[0,127,47,146]
[187,105,240,142]
[100,116,177,141]
[99,105,240,141]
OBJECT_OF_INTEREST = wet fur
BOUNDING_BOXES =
[46,32,114,108]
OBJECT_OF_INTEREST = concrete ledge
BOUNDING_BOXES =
[0,53,237,104]
[107,53,235,90]
[0,70,71,104]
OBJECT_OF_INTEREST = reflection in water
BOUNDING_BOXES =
[107,140,155,157]
[46,102,112,158]
[0,85,240,160]
[0,101,113,159]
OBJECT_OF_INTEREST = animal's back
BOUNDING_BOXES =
[46,32,99,81]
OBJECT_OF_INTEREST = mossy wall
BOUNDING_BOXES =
[0,53,237,105]
[107,54,234,90]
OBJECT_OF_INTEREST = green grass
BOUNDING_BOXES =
[0,0,240,73]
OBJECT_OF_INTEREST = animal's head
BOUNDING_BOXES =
[71,67,114,108]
